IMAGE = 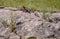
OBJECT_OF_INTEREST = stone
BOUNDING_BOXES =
[55,22,60,30]
[0,22,11,38]
[0,37,5,39]
[42,21,56,38]
[9,33,20,39]
[4,7,20,11]
[49,13,60,23]
[0,27,11,38]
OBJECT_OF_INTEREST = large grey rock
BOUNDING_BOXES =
[0,8,60,39]
[15,12,58,39]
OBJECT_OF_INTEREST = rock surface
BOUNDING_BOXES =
[0,8,60,39]
[9,33,20,39]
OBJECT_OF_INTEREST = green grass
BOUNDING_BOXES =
[42,11,52,20]
[0,0,60,11]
